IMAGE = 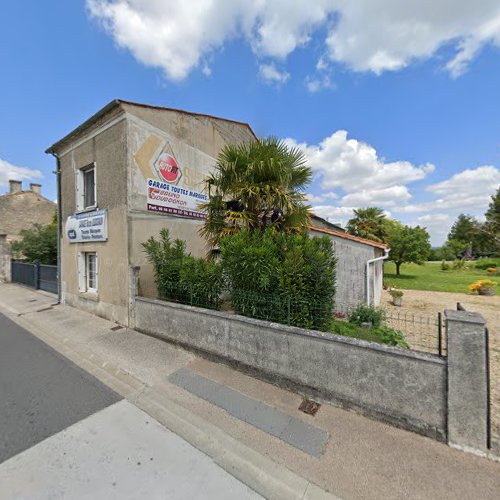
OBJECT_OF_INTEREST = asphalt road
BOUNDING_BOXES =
[0,311,121,463]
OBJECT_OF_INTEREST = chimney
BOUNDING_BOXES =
[9,180,22,194]
[30,183,41,195]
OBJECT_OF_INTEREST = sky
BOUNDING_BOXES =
[1,1,500,245]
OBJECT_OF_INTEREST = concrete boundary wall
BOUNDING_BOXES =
[135,297,447,440]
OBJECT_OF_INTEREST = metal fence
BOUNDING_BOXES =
[11,261,57,294]
[335,301,446,357]
[149,283,446,357]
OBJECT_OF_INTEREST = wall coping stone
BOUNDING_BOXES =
[445,309,486,325]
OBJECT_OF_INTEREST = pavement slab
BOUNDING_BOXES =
[169,368,328,457]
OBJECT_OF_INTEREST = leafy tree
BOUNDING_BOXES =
[346,207,388,243]
[447,213,493,256]
[485,187,500,229]
[387,222,431,275]
[447,214,477,243]
[442,239,469,260]
[11,213,57,265]
[200,137,312,249]
[483,187,500,254]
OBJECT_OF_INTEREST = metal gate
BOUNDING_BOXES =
[11,261,57,294]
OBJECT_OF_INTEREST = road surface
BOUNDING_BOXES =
[0,311,261,499]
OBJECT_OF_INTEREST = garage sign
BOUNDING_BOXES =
[66,209,108,243]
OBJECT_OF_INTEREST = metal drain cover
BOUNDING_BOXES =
[299,399,321,416]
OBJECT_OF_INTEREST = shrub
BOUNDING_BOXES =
[441,260,450,271]
[389,289,403,298]
[219,229,336,331]
[452,259,465,270]
[330,321,408,348]
[374,325,409,348]
[142,229,223,309]
[348,304,385,328]
[475,260,499,270]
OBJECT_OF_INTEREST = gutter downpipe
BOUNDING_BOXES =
[50,152,62,304]
[366,248,390,306]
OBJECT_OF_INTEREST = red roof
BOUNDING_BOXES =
[308,225,388,249]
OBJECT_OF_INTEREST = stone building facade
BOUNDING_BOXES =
[0,181,56,242]
[0,181,56,281]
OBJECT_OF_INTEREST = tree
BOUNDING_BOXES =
[482,187,500,254]
[447,213,477,243]
[11,213,57,265]
[200,137,312,249]
[346,207,388,243]
[387,222,431,275]
[441,239,469,260]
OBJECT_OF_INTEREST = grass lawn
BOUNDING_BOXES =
[384,261,500,295]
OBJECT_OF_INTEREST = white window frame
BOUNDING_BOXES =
[78,252,98,294]
[86,252,98,292]
[76,163,97,212]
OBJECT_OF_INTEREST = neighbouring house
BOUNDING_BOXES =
[308,221,388,311]
[46,99,386,325]
[0,180,55,242]
[0,181,56,281]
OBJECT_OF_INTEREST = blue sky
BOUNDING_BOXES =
[1,1,500,245]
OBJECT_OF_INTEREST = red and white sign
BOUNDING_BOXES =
[153,144,182,184]
[147,179,207,220]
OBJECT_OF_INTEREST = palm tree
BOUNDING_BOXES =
[346,207,388,243]
[200,137,312,249]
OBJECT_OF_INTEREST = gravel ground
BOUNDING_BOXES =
[381,289,500,443]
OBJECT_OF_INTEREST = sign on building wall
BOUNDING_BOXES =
[132,127,212,221]
[146,178,207,219]
[66,208,108,243]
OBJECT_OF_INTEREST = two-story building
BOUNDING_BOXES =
[47,99,386,326]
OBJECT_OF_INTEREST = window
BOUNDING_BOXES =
[83,167,95,208]
[77,164,96,210]
[86,253,97,291]
[78,252,98,293]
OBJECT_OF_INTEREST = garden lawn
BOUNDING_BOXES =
[384,261,500,295]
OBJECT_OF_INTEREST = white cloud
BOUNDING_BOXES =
[325,1,500,76]
[0,158,42,189]
[311,205,356,228]
[292,132,499,244]
[306,75,334,93]
[306,192,338,204]
[400,166,500,213]
[87,1,500,80]
[286,131,433,205]
[341,186,412,207]
[258,63,290,85]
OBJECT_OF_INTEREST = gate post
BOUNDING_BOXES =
[34,261,41,290]
[0,235,11,282]
[445,309,489,453]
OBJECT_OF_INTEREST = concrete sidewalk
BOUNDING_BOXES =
[1,283,500,500]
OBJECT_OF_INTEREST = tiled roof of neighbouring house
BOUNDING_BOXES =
[308,225,388,249]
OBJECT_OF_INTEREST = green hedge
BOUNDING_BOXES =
[219,229,336,331]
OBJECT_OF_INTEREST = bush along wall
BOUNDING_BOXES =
[142,229,223,309]
[219,229,337,331]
